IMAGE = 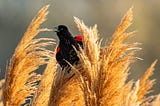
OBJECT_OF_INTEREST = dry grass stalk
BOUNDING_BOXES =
[32,51,57,106]
[124,80,141,106]
[47,7,159,106]
[0,79,4,106]
[48,62,85,106]
[74,17,101,106]
[73,7,139,106]
[3,5,54,105]
[151,94,160,106]
[137,60,157,103]
[0,5,159,106]
[120,60,157,106]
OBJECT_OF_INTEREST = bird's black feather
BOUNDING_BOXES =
[55,25,83,70]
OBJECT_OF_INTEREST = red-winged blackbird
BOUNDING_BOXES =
[55,25,83,70]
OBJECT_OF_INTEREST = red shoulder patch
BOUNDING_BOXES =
[56,45,60,53]
[74,35,83,41]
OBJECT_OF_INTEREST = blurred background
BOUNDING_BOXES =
[0,0,160,95]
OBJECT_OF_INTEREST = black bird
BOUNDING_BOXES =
[55,25,83,70]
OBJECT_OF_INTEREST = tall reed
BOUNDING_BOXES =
[48,7,160,106]
[3,5,54,106]
[0,79,4,106]
[0,5,159,106]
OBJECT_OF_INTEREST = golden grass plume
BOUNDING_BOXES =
[124,60,157,106]
[73,7,138,106]
[48,7,159,106]
[32,51,57,106]
[0,5,159,106]
[0,79,4,106]
[3,5,55,106]
[137,60,157,103]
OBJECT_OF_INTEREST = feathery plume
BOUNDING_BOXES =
[137,60,157,103]
[0,79,4,106]
[32,51,57,106]
[48,63,85,106]
[3,5,54,105]
[1,5,159,106]
[74,7,138,106]
[151,94,160,106]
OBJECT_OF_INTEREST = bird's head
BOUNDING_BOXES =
[54,25,71,40]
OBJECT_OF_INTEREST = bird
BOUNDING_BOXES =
[54,25,83,71]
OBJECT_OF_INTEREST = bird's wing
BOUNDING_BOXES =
[74,35,83,47]
[56,45,60,53]
[56,45,63,63]
[74,35,83,42]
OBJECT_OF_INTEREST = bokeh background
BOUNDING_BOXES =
[0,0,160,95]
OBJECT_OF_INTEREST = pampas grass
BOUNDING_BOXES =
[0,79,4,106]
[73,8,137,106]
[3,5,54,105]
[0,5,160,106]
[32,52,57,106]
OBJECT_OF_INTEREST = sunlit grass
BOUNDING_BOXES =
[0,5,159,106]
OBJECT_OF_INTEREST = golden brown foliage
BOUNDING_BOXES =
[0,79,4,106]
[48,70,85,106]
[73,7,137,106]
[48,7,159,106]
[137,60,157,103]
[0,5,160,106]
[3,5,54,106]
[151,94,160,106]
[50,8,159,106]
[32,52,57,106]
[123,60,157,106]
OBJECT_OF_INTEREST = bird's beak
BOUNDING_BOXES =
[54,27,59,32]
